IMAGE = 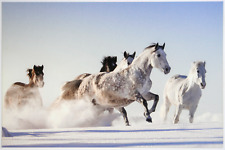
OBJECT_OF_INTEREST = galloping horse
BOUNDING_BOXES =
[76,43,171,125]
[4,65,44,109]
[162,61,206,123]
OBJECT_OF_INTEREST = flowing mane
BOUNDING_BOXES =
[145,43,158,50]
[101,56,117,66]
[145,43,165,52]
[100,56,117,72]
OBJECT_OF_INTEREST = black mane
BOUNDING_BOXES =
[145,43,165,52]
[145,43,157,50]
[100,56,117,72]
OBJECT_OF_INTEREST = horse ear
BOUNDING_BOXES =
[33,65,37,70]
[114,57,117,62]
[162,43,165,49]
[41,65,44,70]
[132,52,136,58]
[124,51,128,58]
[27,69,32,78]
[155,43,159,50]
[204,61,206,73]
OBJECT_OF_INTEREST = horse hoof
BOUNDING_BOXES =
[146,117,152,123]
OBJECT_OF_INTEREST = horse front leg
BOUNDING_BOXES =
[142,92,159,114]
[135,92,152,123]
[117,107,130,126]
[189,105,198,123]
[174,105,183,124]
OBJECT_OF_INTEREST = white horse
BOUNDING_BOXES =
[113,51,136,72]
[4,65,44,110]
[162,61,206,124]
[76,43,171,125]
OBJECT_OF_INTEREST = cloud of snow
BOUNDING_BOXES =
[3,104,47,130]
[2,98,120,130]
[195,112,223,123]
[2,96,223,130]
[47,99,119,128]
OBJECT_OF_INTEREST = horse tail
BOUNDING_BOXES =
[61,80,82,100]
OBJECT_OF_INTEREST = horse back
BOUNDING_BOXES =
[75,73,91,80]
[13,82,26,87]
[61,80,82,100]
[164,74,187,104]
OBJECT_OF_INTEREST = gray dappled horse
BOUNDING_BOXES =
[76,43,171,126]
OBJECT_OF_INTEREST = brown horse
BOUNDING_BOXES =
[4,65,44,109]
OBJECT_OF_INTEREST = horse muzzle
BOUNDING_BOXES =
[200,82,206,89]
[37,81,44,88]
[163,66,171,74]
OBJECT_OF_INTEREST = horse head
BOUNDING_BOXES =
[101,56,117,72]
[124,51,136,65]
[191,61,206,89]
[32,65,45,87]
[148,43,171,74]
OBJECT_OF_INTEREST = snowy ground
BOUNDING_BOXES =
[2,122,223,148]
[1,100,224,148]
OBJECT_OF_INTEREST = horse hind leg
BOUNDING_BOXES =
[117,107,130,126]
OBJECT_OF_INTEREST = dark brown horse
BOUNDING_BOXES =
[4,65,44,109]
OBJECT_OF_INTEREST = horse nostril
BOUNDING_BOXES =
[166,67,170,72]
[201,83,205,87]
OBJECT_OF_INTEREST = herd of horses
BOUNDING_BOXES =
[4,43,207,126]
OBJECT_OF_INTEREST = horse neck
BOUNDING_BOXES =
[100,65,108,72]
[113,58,127,72]
[185,69,198,88]
[28,76,37,88]
[130,50,153,76]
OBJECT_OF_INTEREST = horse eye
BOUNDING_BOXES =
[197,70,199,73]
[157,54,161,57]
